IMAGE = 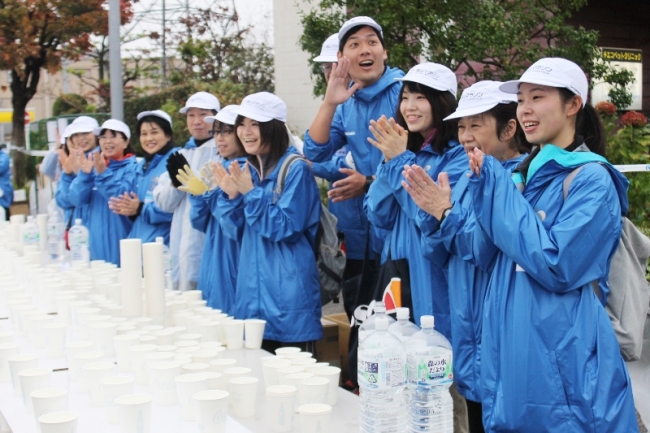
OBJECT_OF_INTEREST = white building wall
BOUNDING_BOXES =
[273,0,322,136]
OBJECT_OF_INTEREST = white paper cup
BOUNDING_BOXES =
[298,403,332,433]
[299,377,330,406]
[90,322,118,357]
[192,390,229,433]
[82,361,115,406]
[198,321,220,343]
[285,372,314,408]
[143,352,175,377]
[19,367,52,414]
[222,367,252,390]
[41,323,67,358]
[70,351,104,392]
[198,371,222,390]
[139,335,157,344]
[63,341,94,382]
[100,376,135,424]
[209,358,237,374]
[31,388,68,421]
[291,358,318,367]
[312,366,341,406]
[112,334,141,372]
[156,345,178,353]
[277,366,305,385]
[115,394,152,433]
[128,344,158,384]
[175,373,209,421]
[224,319,244,350]
[304,362,330,374]
[0,331,15,344]
[262,358,292,388]
[150,329,175,345]
[191,350,219,364]
[38,410,78,433]
[199,341,222,350]
[174,340,199,348]
[148,361,183,406]
[0,342,20,382]
[288,352,313,360]
[181,362,210,374]
[228,376,258,418]
[181,290,203,302]
[244,319,266,349]
[275,347,301,357]
[176,346,201,357]
[266,385,297,432]
[7,353,38,396]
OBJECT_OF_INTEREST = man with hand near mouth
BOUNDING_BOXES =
[303,16,404,257]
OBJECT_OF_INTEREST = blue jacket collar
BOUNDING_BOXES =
[351,66,405,103]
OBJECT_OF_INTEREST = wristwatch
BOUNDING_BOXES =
[363,176,374,193]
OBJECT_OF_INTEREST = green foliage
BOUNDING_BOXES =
[52,94,89,116]
[591,61,635,110]
[299,0,633,101]
[599,111,650,227]
[123,80,249,155]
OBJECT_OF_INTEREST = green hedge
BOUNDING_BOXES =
[123,80,249,155]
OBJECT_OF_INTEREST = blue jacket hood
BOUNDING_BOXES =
[183,137,198,150]
[352,66,405,104]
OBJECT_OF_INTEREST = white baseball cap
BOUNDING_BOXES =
[314,33,339,62]
[338,16,383,41]
[204,105,239,126]
[93,119,131,140]
[499,58,588,107]
[137,110,173,128]
[444,81,517,121]
[179,92,221,114]
[396,63,457,97]
[233,92,286,123]
[61,123,75,144]
[66,116,99,136]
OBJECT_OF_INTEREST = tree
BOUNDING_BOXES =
[162,6,274,93]
[0,0,132,187]
[52,93,89,116]
[300,0,633,101]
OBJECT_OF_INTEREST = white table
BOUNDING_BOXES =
[0,344,360,433]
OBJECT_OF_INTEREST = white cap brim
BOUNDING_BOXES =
[443,102,502,121]
[313,55,338,62]
[232,106,274,123]
[395,76,456,97]
[500,77,583,100]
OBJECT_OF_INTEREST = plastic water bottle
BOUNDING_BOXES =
[405,315,454,432]
[358,316,407,433]
[358,301,397,343]
[156,236,172,290]
[46,211,65,261]
[23,216,40,246]
[389,307,420,342]
[69,219,90,264]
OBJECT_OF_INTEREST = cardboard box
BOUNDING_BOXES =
[315,318,340,370]
[324,313,351,382]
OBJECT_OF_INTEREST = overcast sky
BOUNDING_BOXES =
[121,0,273,53]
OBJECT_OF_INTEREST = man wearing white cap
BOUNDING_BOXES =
[304,16,404,256]
[153,91,222,291]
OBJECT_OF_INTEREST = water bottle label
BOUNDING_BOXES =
[358,350,406,389]
[407,349,453,386]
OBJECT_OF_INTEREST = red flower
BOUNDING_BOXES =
[620,111,648,127]
[595,101,616,116]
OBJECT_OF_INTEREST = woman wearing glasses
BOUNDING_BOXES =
[109,110,177,246]
[187,105,250,314]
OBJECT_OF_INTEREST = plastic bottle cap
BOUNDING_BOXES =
[396,307,409,320]
[75,219,82,225]
[420,315,434,328]
[375,317,388,331]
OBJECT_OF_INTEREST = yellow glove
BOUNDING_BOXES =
[176,165,208,195]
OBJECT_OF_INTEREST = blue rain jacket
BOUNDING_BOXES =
[68,156,138,265]
[470,145,637,432]
[417,155,526,403]
[55,148,99,227]
[364,142,468,336]
[220,150,323,342]
[153,137,221,291]
[127,148,176,244]
[304,67,404,256]
[0,150,13,209]
[311,148,366,260]
[189,156,253,315]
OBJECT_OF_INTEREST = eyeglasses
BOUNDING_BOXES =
[209,127,234,137]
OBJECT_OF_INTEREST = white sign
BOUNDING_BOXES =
[591,48,643,110]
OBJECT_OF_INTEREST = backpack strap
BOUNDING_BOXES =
[562,165,585,200]
[277,154,303,195]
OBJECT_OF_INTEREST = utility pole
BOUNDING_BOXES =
[109,0,124,120]
[161,0,167,88]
